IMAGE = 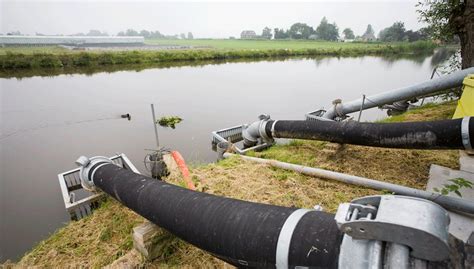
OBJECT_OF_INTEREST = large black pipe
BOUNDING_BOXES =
[264,118,473,149]
[92,163,343,268]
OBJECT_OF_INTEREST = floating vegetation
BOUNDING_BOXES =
[157,116,183,129]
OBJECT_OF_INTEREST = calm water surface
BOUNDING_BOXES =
[0,55,442,261]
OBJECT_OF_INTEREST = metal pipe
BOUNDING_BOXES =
[385,243,410,269]
[224,153,474,215]
[151,104,160,148]
[357,94,366,122]
[323,67,474,119]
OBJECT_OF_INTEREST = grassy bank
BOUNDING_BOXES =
[0,52,433,79]
[9,100,459,268]
[0,40,436,71]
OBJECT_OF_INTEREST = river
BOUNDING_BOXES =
[0,53,449,261]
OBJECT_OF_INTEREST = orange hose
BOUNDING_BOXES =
[171,151,196,190]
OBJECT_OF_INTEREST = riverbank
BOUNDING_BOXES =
[0,52,434,79]
[0,40,436,72]
[7,100,459,268]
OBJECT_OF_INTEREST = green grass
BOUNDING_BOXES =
[146,39,410,50]
[379,100,457,123]
[0,46,69,55]
[0,40,436,72]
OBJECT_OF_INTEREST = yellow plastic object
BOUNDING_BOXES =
[453,74,474,119]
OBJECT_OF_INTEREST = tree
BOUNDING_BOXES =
[404,29,428,42]
[417,0,474,68]
[150,31,164,39]
[261,27,272,39]
[274,28,289,39]
[315,17,339,41]
[125,29,139,36]
[362,24,376,41]
[379,22,406,42]
[289,23,314,39]
[140,30,151,38]
[187,32,194,39]
[180,33,186,39]
[342,28,355,40]
[87,30,108,36]
[7,31,22,36]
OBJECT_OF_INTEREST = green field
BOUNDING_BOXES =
[0,39,434,55]
[145,38,399,50]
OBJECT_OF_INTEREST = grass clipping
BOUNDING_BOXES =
[16,101,459,268]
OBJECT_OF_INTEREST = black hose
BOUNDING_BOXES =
[92,163,343,268]
[265,118,473,149]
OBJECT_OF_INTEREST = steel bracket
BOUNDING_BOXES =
[335,195,450,261]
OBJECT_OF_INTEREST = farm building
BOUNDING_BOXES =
[0,36,145,46]
[240,30,257,39]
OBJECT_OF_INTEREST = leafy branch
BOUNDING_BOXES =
[433,178,473,197]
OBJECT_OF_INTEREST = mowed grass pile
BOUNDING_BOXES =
[14,101,458,268]
[0,40,436,70]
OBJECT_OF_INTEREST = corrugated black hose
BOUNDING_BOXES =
[264,118,473,149]
[92,163,343,268]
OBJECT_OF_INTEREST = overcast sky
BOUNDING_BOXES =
[1,0,424,38]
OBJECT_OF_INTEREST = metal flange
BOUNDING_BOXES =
[75,155,113,191]
[335,195,450,261]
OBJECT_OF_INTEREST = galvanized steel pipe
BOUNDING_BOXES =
[323,67,474,119]
[224,153,474,215]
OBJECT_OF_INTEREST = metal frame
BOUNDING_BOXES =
[211,124,272,155]
[58,153,140,220]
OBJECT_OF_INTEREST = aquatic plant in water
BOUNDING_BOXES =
[157,116,183,129]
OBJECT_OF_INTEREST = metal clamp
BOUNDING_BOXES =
[257,114,274,144]
[461,117,472,151]
[76,156,113,191]
[335,195,450,261]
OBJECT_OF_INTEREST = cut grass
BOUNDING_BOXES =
[13,101,459,268]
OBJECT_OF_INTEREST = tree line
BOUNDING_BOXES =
[3,21,429,43]
[256,18,429,42]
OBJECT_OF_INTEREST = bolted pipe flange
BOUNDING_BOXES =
[75,155,113,191]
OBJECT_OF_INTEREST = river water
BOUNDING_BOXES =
[0,53,447,261]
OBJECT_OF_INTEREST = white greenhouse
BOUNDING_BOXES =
[0,36,145,46]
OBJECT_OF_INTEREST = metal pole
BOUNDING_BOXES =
[357,94,366,122]
[224,153,474,215]
[151,104,160,148]
[322,67,474,119]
